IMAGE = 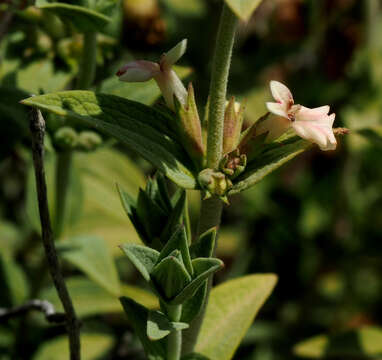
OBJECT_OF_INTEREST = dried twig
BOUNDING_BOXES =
[29,108,81,360]
[0,299,66,323]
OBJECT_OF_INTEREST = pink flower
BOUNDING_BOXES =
[117,39,188,111]
[262,81,337,151]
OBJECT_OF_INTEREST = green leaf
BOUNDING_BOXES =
[160,191,188,244]
[151,254,192,300]
[158,225,193,276]
[117,183,149,243]
[39,3,110,32]
[33,334,114,360]
[147,310,189,341]
[137,188,167,241]
[22,91,197,189]
[0,252,29,306]
[40,277,158,318]
[120,244,160,282]
[180,281,207,324]
[171,258,223,305]
[230,137,311,195]
[181,353,211,360]
[120,297,166,359]
[61,235,120,296]
[195,274,277,360]
[224,0,264,21]
[190,227,217,258]
[100,65,192,105]
[293,326,382,359]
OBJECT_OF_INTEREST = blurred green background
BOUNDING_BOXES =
[1,0,382,359]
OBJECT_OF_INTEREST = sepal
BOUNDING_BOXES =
[174,83,205,168]
[223,97,245,154]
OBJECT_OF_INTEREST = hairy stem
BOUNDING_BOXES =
[206,4,238,169]
[30,109,81,360]
[165,304,182,360]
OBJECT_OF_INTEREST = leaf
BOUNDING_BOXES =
[120,297,166,359]
[195,274,277,360]
[61,235,120,296]
[120,244,160,281]
[33,334,114,360]
[39,3,111,32]
[151,255,192,300]
[40,277,158,318]
[147,310,189,341]
[0,252,29,306]
[224,0,264,21]
[22,91,197,189]
[100,65,192,105]
[171,258,223,305]
[181,353,211,360]
[158,225,193,276]
[293,326,382,359]
[190,228,216,258]
[180,282,207,324]
[229,137,311,195]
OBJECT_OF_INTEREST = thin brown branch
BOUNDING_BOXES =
[29,108,81,360]
[0,299,66,323]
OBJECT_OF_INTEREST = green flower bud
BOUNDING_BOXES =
[198,169,232,199]
[54,127,78,149]
[77,131,102,151]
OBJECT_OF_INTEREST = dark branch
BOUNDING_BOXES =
[0,300,66,323]
[30,108,81,360]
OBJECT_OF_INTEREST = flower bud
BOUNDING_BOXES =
[77,131,102,151]
[223,97,245,154]
[198,168,232,202]
[219,149,247,179]
[54,127,78,149]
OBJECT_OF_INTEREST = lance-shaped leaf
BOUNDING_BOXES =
[117,184,149,243]
[38,3,111,32]
[120,244,160,282]
[120,297,166,359]
[160,191,188,247]
[158,225,193,276]
[170,258,223,305]
[230,136,311,195]
[174,84,205,167]
[137,189,167,241]
[155,173,173,213]
[180,282,207,324]
[21,91,197,189]
[223,97,244,154]
[151,252,192,300]
[224,0,264,22]
[147,310,189,341]
[190,227,216,259]
[195,274,277,360]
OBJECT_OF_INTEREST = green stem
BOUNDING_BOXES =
[206,4,238,169]
[54,151,72,238]
[76,31,97,90]
[165,304,182,360]
[182,4,237,354]
[182,197,223,355]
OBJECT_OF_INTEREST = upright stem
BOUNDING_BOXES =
[182,4,238,354]
[206,4,238,169]
[30,109,81,360]
[165,304,182,360]
[54,151,72,238]
[55,31,97,237]
[76,31,97,90]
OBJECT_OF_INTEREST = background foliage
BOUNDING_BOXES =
[1,0,382,359]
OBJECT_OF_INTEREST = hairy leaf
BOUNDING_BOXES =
[147,310,189,341]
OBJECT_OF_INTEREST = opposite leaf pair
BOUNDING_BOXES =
[119,226,223,306]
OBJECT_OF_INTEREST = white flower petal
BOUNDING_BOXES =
[292,115,337,151]
[270,80,294,105]
[296,105,330,121]
[161,39,187,69]
[266,102,289,118]
[117,60,159,82]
